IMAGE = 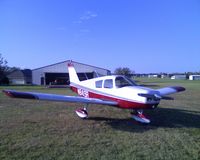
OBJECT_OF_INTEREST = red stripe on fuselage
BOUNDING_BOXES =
[70,86,158,109]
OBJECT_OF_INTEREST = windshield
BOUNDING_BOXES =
[115,76,137,88]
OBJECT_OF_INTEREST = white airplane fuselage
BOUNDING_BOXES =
[70,75,160,110]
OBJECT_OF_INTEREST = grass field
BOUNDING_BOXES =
[0,79,200,160]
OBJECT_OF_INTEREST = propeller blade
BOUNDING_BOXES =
[138,93,174,100]
[138,93,156,99]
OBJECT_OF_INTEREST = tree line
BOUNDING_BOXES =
[114,67,135,76]
[1,53,199,85]
[0,54,20,85]
[0,54,9,84]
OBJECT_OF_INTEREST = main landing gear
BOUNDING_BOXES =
[131,110,150,124]
[75,105,151,124]
[75,104,88,119]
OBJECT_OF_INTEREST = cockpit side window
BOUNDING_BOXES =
[104,79,113,89]
[115,76,136,88]
[95,80,103,88]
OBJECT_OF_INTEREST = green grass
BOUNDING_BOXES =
[0,79,200,160]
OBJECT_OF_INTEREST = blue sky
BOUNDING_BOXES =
[0,0,200,73]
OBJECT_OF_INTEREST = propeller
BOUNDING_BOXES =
[138,93,174,100]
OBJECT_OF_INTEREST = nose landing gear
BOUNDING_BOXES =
[131,110,150,124]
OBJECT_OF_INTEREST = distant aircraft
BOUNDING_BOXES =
[3,63,185,124]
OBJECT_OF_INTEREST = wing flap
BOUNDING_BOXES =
[2,90,118,106]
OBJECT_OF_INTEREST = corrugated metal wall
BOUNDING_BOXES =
[32,60,110,85]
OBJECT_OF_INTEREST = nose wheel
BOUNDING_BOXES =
[131,110,150,124]
[75,104,88,119]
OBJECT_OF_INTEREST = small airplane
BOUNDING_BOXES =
[2,62,185,124]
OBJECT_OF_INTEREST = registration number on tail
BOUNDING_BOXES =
[77,88,89,98]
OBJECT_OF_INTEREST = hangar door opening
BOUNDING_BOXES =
[45,73,69,85]
[44,72,94,85]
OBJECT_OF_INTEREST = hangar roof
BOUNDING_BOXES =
[32,60,110,72]
[7,69,32,79]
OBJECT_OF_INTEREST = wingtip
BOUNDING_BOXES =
[171,86,186,92]
[2,90,14,98]
[2,90,39,99]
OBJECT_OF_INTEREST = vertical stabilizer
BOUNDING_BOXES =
[68,62,80,84]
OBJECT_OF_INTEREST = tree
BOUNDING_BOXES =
[7,66,21,73]
[0,54,8,84]
[114,67,135,76]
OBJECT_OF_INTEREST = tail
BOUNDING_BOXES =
[68,62,80,84]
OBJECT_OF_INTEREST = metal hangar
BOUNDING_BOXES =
[32,60,111,85]
[7,69,32,85]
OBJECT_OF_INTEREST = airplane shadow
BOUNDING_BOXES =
[87,107,200,133]
[139,84,160,87]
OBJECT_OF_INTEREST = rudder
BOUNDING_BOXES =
[68,62,80,84]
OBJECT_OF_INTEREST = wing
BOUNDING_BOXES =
[2,90,118,106]
[156,86,185,96]
[138,86,185,100]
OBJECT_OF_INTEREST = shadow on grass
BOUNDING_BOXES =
[139,84,160,87]
[88,107,200,132]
